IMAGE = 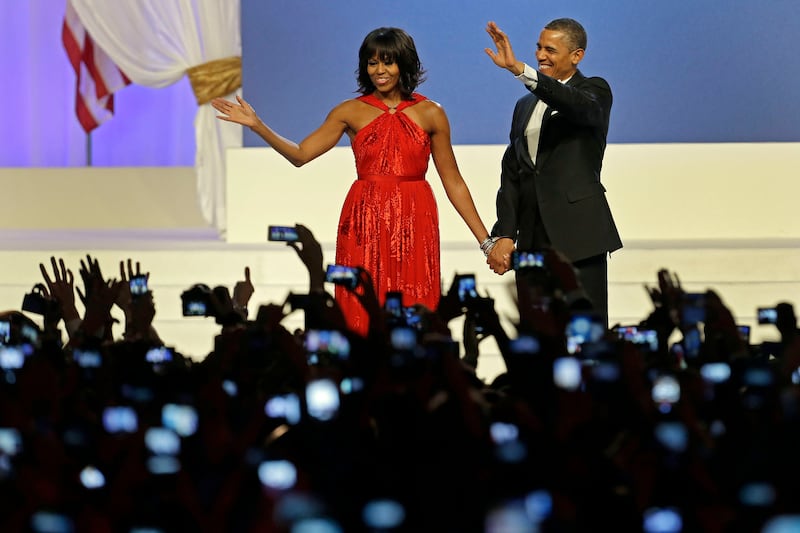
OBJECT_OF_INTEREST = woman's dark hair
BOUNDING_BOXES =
[356,27,426,98]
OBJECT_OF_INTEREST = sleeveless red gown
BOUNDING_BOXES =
[335,93,441,335]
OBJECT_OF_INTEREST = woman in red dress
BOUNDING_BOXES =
[212,27,492,335]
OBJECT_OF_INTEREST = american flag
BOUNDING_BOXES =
[62,0,131,133]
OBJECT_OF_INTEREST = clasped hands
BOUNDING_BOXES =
[487,237,515,275]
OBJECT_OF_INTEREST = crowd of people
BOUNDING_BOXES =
[1,224,799,533]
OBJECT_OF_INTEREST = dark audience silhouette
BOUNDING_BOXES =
[1,224,799,532]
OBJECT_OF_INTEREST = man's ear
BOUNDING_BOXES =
[571,48,585,66]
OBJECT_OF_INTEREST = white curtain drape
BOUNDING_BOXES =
[70,0,242,235]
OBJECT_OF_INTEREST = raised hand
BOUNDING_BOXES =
[484,21,523,74]
[287,224,326,293]
[211,95,259,128]
[76,254,106,304]
[232,266,255,316]
[116,258,148,311]
[116,258,161,342]
[39,256,80,323]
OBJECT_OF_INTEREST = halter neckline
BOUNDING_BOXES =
[359,93,426,112]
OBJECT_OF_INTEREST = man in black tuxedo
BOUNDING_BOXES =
[484,18,622,326]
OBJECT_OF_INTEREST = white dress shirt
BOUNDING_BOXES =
[514,63,571,165]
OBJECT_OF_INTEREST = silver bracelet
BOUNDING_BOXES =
[480,236,497,257]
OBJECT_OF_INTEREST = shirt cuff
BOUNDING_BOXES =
[514,63,538,88]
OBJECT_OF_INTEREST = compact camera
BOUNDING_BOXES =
[181,284,214,317]
[285,292,310,312]
[21,284,57,316]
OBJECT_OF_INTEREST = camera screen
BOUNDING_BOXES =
[390,327,417,351]
[737,324,751,343]
[258,459,298,491]
[512,250,545,271]
[553,357,582,390]
[74,349,102,368]
[654,421,689,453]
[0,428,22,456]
[700,362,731,384]
[0,346,25,370]
[145,346,173,364]
[264,393,301,425]
[565,312,606,355]
[183,300,207,316]
[304,330,350,359]
[643,507,682,533]
[340,376,365,395]
[615,326,659,352]
[305,378,340,422]
[129,275,149,296]
[0,320,10,345]
[268,225,299,242]
[682,327,702,358]
[144,427,180,456]
[403,306,424,330]
[362,499,406,530]
[681,293,706,326]
[325,264,359,289]
[509,335,541,354]
[457,275,478,302]
[102,406,138,434]
[651,374,681,405]
[757,307,778,324]
[384,292,403,318]
[162,404,199,437]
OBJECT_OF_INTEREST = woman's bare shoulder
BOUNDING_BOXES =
[326,97,372,117]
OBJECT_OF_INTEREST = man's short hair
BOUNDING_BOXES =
[545,18,587,51]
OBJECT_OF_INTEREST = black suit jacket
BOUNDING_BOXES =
[492,69,622,262]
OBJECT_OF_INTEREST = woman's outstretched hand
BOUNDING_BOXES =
[211,95,259,128]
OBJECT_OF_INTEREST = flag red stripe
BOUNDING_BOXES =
[61,18,82,72]
[82,38,110,99]
[75,92,100,133]
[62,0,130,133]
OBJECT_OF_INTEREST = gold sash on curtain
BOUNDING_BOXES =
[186,56,242,105]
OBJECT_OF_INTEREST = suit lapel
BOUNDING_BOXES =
[535,70,586,169]
[515,94,538,170]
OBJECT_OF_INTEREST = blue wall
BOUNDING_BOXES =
[243,0,800,146]
[3,1,797,167]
